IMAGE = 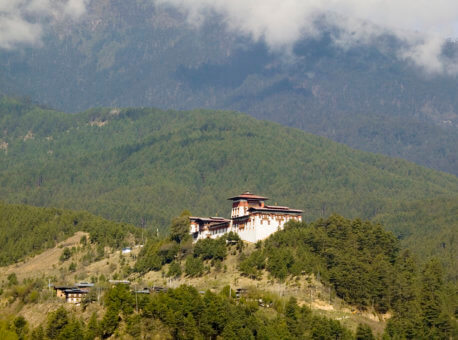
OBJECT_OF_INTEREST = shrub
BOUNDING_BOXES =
[194,238,227,261]
[60,247,72,262]
[185,257,204,277]
[167,262,182,278]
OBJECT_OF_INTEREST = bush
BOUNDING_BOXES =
[7,273,18,286]
[26,290,39,304]
[185,257,204,277]
[68,262,77,272]
[60,247,72,262]
[167,262,182,278]
[239,250,266,280]
[194,238,227,261]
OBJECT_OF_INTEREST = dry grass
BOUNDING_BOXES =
[0,238,386,334]
[141,244,387,334]
[1,232,89,282]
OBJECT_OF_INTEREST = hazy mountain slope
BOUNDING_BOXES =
[0,97,457,270]
[0,1,456,174]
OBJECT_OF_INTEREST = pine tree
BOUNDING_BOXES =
[356,323,375,340]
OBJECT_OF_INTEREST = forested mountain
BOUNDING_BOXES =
[0,97,457,277]
[0,1,457,174]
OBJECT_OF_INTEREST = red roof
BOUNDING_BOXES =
[228,191,269,201]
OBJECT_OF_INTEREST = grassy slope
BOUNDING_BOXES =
[0,97,457,267]
[1,232,384,335]
[0,200,141,266]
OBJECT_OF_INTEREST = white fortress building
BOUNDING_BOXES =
[190,192,302,243]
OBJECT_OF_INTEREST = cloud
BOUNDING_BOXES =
[155,0,458,74]
[0,0,89,49]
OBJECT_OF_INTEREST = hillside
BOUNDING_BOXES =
[0,1,457,175]
[1,212,455,339]
[0,97,457,274]
[0,200,142,266]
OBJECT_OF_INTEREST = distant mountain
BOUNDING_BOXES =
[0,97,456,277]
[0,1,456,175]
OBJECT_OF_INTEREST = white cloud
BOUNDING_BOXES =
[155,0,458,74]
[0,0,89,49]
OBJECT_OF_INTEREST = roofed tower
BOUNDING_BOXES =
[228,191,268,218]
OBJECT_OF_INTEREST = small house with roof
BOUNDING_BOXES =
[190,192,302,243]
[54,286,88,304]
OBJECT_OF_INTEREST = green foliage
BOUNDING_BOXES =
[242,215,401,312]
[0,201,141,266]
[12,316,28,340]
[84,312,99,340]
[140,284,353,339]
[100,307,119,338]
[46,306,69,339]
[68,262,77,272]
[193,237,227,261]
[356,323,375,340]
[239,250,266,279]
[134,239,162,273]
[167,261,182,278]
[170,212,191,244]
[59,247,72,262]
[80,235,87,246]
[1,4,457,178]
[384,258,457,339]
[57,319,84,340]
[185,257,204,277]
[373,197,458,281]
[157,242,180,264]
[0,320,18,340]
[126,314,142,338]
[7,273,18,286]
[104,284,134,316]
[30,326,44,340]
[101,284,134,337]
[0,101,456,279]
[7,277,46,304]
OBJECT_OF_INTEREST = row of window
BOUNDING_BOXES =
[211,227,228,235]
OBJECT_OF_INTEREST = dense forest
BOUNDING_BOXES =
[0,201,142,266]
[1,213,455,339]
[124,214,458,339]
[0,97,457,278]
[0,1,457,175]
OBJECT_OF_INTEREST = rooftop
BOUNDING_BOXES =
[228,191,269,201]
[249,206,303,213]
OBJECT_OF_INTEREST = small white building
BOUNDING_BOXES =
[190,192,302,243]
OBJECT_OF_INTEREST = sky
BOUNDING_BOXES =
[0,0,457,74]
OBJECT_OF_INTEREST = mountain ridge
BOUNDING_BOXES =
[0,1,456,174]
[0,97,457,277]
